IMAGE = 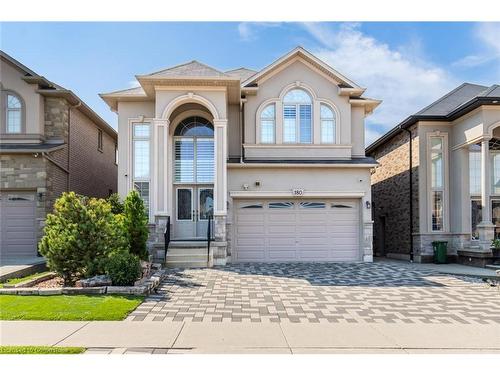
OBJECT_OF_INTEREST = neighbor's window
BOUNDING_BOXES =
[260,104,275,144]
[469,144,481,195]
[97,129,103,151]
[430,137,445,231]
[320,104,336,144]
[283,89,312,144]
[132,122,151,217]
[6,93,22,133]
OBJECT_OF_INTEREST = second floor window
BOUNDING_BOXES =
[283,89,312,144]
[260,104,275,143]
[6,94,22,133]
[320,104,336,143]
[98,129,103,151]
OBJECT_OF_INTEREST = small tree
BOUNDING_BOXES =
[38,192,87,285]
[107,193,124,215]
[124,190,149,260]
[39,192,128,285]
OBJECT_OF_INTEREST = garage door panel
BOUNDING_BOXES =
[235,199,360,262]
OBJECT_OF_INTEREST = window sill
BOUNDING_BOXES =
[243,143,352,160]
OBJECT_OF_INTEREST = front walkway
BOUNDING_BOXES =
[0,256,46,282]
[127,262,500,324]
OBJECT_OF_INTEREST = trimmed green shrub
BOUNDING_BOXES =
[39,192,128,285]
[107,193,124,215]
[124,190,149,260]
[103,250,142,286]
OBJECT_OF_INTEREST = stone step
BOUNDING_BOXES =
[485,264,500,270]
[164,260,209,268]
[166,253,209,263]
[166,247,210,256]
[153,241,208,249]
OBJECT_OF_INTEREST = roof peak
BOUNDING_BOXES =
[142,59,228,78]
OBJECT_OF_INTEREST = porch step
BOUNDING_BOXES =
[154,241,207,249]
[167,247,210,256]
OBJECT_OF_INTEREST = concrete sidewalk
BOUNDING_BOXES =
[2,320,500,353]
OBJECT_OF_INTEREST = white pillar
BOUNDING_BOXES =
[478,137,495,248]
[153,119,170,215]
[213,119,227,215]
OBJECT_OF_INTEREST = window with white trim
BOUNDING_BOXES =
[283,89,312,144]
[430,137,444,231]
[132,122,150,216]
[6,93,22,133]
[260,104,275,144]
[320,104,336,143]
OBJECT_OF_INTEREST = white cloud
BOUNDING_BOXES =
[238,22,281,41]
[302,23,458,145]
[453,22,500,68]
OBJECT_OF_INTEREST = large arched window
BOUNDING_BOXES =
[260,104,275,143]
[283,88,312,143]
[5,93,23,133]
[174,116,214,183]
[320,104,336,143]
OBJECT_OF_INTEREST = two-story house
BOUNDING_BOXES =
[100,47,380,266]
[0,51,118,260]
[367,83,500,267]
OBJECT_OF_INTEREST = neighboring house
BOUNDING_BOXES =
[367,83,500,266]
[100,47,380,266]
[0,51,118,260]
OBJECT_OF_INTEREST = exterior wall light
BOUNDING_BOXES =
[365,201,371,209]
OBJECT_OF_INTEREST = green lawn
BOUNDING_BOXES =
[0,346,85,354]
[1,271,53,287]
[0,294,144,320]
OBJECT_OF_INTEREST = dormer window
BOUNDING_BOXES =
[320,104,336,144]
[283,89,312,144]
[260,104,275,144]
[5,93,23,133]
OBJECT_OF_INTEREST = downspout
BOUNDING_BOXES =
[240,98,247,163]
[401,126,414,262]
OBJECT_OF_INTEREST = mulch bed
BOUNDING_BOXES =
[34,277,64,288]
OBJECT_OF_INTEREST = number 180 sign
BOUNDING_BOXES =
[292,188,304,196]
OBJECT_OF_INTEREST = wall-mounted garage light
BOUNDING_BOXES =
[365,201,371,209]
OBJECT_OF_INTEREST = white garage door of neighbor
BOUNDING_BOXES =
[0,192,37,258]
[234,199,360,262]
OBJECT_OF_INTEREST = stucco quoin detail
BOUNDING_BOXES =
[161,93,220,121]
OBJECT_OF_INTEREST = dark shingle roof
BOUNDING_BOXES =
[415,83,488,116]
[366,82,500,154]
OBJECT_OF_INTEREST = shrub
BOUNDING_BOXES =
[124,190,149,260]
[103,250,142,286]
[39,192,128,285]
[107,193,124,215]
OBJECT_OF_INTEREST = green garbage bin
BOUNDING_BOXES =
[432,241,448,264]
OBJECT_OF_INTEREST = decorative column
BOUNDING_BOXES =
[152,119,170,258]
[477,137,495,250]
[212,118,228,266]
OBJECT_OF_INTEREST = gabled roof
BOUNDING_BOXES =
[225,67,257,81]
[366,82,500,154]
[1,50,116,139]
[141,60,229,79]
[241,46,363,90]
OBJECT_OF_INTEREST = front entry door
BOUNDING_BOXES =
[175,186,213,239]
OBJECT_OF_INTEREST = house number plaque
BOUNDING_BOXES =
[292,188,304,196]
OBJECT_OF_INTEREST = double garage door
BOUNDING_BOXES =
[234,199,360,262]
[0,192,37,259]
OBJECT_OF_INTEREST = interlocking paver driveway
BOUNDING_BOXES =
[127,262,500,324]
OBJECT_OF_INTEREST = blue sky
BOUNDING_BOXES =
[1,22,499,145]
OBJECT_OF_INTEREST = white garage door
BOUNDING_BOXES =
[234,199,360,262]
[0,192,37,258]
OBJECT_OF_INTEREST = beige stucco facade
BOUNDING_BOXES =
[101,47,380,265]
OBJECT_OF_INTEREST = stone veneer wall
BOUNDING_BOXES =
[369,124,420,259]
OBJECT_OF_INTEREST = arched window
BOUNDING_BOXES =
[174,116,214,136]
[260,104,275,143]
[283,88,312,143]
[6,93,22,133]
[320,104,336,143]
